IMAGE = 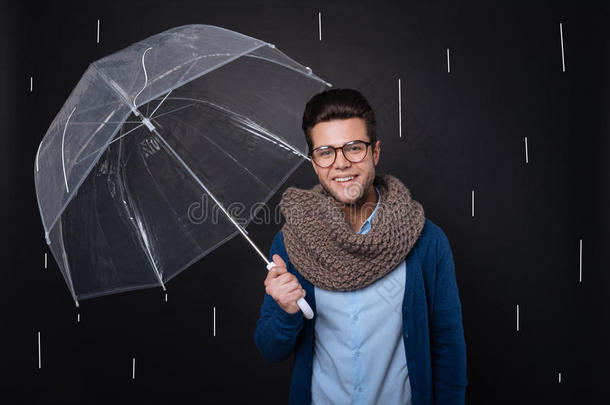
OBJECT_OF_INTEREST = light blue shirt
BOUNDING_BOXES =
[311,188,411,405]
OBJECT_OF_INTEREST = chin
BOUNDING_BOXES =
[330,186,366,206]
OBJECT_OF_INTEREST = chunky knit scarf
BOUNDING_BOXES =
[279,174,425,291]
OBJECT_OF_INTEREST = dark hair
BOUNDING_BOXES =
[301,88,376,152]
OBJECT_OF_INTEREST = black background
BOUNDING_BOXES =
[1,0,608,403]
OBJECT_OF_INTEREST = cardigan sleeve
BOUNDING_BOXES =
[254,231,304,363]
[430,231,468,404]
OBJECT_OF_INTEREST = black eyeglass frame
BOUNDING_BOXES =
[309,140,373,168]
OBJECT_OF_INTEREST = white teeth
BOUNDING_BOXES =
[334,176,354,182]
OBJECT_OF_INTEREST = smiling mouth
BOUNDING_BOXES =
[333,175,358,183]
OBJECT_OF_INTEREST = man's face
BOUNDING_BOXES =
[309,117,381,205]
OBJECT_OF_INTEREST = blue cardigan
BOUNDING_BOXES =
[254,218,467,404]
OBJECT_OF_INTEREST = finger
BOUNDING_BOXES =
[268,265,287,279]
[264,270,278,287]
[276,273,297,285]
[278,279,301,295]
[266,274,294,295]
[272,254,287,269]
[283,289,306,307]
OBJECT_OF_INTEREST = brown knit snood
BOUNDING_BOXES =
[279,174,426,291]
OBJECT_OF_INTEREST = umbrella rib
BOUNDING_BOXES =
[163,115,272,192]
[74,122,146,166]
[54,219,79,307]
[72,103,196,167]
[61,106,77,193]
[146,45,160,117]
[130,50,234,112]
[74,101,198,166]
[148,89,173,119]
[121,120,209,279]
[116,135,167,291]
[146,57,200,120]
[133,47,153,109]
[233,119,309,161]
[145,57,197,120]
[133,211,167,290]
[144,52,234,89]
[35,139,42,172]
[72,108,119,166]
[68,99,122,119]
[146,58,197,119]
[148,103,195,120]
[164,97,309,160]
[69,121,142,125]
[243,53,332,88]
[151,128,270,265]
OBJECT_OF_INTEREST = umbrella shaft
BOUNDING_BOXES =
[151,128,270,266]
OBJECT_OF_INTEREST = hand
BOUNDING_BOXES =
[264,254,306,314]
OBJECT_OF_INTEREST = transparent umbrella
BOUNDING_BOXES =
[34,24,328,318]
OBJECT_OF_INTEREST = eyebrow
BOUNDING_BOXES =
[313,139,368,149]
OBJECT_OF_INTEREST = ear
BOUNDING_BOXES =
[373,140,381,165]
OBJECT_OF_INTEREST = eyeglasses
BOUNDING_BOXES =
[309,140,373,168]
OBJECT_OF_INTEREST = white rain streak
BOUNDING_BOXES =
[447,48,451,73]
[579,239,583,282]
[132,358,136,380]
[165,293,168,302]
[96,19,100,44]
[559,372,562,383]
[559,23,566,72]
[516,305,520,332]
[37,331,41,369]
[398,78,402,138]
[318,12,322,41]
[30,76,33,92]
[471,190,475,217]
[44,253,47,269]
[524,137,529,163]
[213,306,216,337]
[77,313,80,323]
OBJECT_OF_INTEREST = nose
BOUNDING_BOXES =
[333,148,351,169]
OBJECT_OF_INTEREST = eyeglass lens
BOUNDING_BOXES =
[312,141,368,167]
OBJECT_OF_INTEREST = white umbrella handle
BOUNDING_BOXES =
[266,262,314,319]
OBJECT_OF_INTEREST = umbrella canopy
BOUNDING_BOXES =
[35,24,330,306]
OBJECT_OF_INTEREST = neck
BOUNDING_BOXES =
[338,185,378,232]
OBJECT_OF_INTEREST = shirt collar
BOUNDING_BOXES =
[357,187,380,235]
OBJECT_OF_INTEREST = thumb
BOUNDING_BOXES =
[272,254,287,269]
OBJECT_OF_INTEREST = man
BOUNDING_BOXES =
[254,89,467,405]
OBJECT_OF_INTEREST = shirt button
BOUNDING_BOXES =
[355,351,361,357]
